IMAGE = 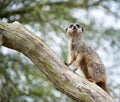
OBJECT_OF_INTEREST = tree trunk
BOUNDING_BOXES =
[0,21,113,102]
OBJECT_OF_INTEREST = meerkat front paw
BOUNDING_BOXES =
[64,61,68,66]
[73,67,78,73]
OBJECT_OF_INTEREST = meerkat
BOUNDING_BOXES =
[64,23,110,95]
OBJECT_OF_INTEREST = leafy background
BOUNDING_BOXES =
[0,0,120,102]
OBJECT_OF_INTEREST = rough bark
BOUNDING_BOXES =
[0,21,113,102]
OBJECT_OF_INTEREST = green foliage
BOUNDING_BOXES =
[0,0,120,102]
[0,51,74,102]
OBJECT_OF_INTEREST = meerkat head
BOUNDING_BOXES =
[66,23,84,37]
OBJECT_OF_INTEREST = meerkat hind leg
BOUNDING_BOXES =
[87,64,96,83]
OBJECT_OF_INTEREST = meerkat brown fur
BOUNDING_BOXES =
[64,23,110,95]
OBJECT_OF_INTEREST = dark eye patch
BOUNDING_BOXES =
[76,24,80,28]
[69,24,73,28]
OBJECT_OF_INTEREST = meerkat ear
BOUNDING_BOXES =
[66,28,68,32]
[82,27,84,32]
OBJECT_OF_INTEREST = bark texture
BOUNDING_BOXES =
[0,21,113,102]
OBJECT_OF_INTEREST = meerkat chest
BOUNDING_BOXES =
[70,40,86,53]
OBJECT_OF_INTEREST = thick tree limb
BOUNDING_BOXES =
[0,21,113,102]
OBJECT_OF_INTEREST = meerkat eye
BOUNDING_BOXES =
[69,24,73,28]
[76,24,80,28]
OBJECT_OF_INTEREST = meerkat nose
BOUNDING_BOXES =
[73,26,76,29]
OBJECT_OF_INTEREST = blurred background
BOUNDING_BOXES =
[0,0,120,102]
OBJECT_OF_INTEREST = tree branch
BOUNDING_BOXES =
[0,21,113,102]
